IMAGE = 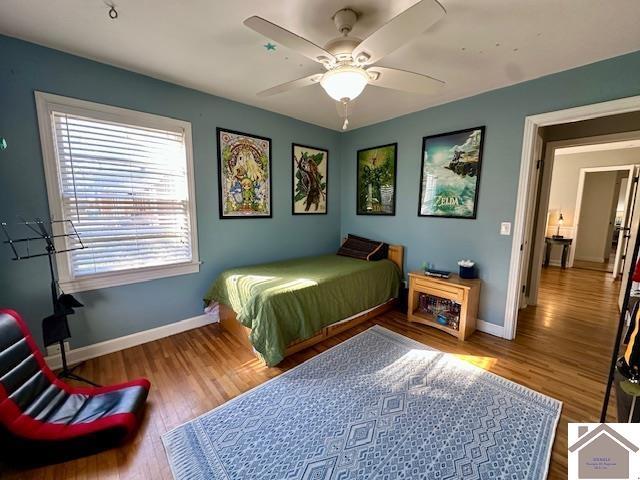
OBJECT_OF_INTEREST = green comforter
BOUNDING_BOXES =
[204,254,400,366]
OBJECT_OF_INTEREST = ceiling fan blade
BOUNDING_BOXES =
[257,73,323,97]
[352,0,446,65]
[244,16,336,65]
[367,67,444,94]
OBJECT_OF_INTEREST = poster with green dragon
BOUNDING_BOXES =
[217,128,272,218]
[356,143,397,215]
[292,144,328,214]
[419,127,485,219]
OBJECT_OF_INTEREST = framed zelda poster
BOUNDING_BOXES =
[292,143,328,215]
[356,143,397,215]
[217,128,272,219]
[418,126,485,219]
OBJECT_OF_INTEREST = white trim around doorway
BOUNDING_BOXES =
[504,95,640,340]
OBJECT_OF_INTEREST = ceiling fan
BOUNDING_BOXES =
[244,0,447,129]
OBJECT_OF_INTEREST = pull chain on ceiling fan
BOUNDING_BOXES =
[243,0,447,129]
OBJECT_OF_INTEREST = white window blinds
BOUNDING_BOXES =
[51,111,194,278]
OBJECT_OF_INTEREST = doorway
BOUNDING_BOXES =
[505,95,640,340]
[525,153,640,319]
[524,138,640,312]
[571,166,637,276]
[573,170,622,272]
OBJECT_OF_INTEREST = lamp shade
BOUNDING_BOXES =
[320,66,369,101]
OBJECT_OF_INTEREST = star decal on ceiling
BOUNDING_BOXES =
[264,43,277,51]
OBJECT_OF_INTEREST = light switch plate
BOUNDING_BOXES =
[500,222,512,235]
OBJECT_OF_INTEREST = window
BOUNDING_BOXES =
[36,92,199,292]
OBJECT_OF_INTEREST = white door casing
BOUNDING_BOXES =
[527,140,558,306]
[518,130,544,309]
[619,168,640,309]
[613,167,638,278]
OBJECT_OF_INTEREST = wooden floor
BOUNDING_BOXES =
[2,266,622,480]
[572,251,616,272]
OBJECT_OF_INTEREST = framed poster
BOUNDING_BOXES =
[217,127,272,219]
[292,143,328,215]
[356,143,397,215]
[418,126,485,219]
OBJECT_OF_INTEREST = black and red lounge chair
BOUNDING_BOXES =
[0,309,150,464]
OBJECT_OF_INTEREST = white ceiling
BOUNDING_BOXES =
[1,0,640,131]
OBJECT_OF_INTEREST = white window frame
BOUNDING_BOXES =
[35,91,200,293]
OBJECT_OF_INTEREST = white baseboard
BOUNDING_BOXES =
[546,259,563,267]
[574,255,606,263]
[44,314,217,370]
[477,319,506,338]
[43,313,506,369]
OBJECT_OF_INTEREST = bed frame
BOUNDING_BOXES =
[219,244,404,363]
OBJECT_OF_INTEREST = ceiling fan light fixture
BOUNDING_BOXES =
[320,66,369,101]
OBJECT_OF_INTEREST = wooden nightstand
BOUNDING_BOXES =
[407,272,481,340]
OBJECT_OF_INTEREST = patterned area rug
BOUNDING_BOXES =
[163,326,561,479]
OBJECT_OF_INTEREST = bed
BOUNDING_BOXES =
[205,244,403,366]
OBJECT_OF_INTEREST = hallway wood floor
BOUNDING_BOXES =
[573,251,616,273]
[2,266,621,480]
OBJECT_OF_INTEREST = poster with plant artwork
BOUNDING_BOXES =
[356,143,397,215]
[292,144,328,215]
[418,127,485,219]
[217,128,272,218]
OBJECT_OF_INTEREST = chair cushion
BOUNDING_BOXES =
[0,309,150,454]
[46,384,148,424]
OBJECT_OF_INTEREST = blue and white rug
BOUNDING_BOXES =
[163,325,561,479]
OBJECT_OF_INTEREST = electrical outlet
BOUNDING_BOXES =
[46,341,70,357]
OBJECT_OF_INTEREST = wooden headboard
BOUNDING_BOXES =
[387,244,404,274]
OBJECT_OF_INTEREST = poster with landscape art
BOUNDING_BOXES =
[356,143,397,215]
[418,127,485,219]
[217,128,272,218]
[292,144,328,214]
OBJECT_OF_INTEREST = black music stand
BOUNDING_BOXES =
[1,218,98,386]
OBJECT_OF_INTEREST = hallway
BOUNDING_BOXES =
[573,252,616,273]
[518,266,621,404]
[520,266,621,346]
[517,266,621,475]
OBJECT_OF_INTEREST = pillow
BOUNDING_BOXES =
[337,234,389,261]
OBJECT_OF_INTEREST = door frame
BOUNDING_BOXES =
[504,95,640,340]
[619,171,640,308]
[517,131,543,309]
[526,135,640,306]
[612,166,638,279]
[571,165,636,270]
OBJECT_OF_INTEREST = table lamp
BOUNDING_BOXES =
[554,211,564,238]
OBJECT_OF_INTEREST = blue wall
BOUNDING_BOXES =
[0,35,341,348]
[2,33,640,346]
[339,51,640,326]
